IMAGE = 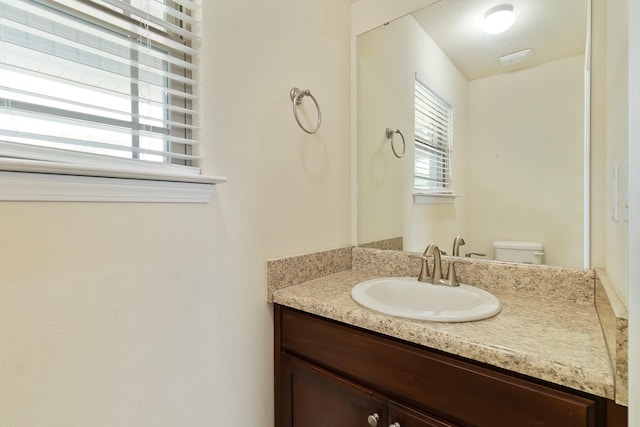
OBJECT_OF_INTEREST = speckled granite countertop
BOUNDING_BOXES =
[272,269,615,399]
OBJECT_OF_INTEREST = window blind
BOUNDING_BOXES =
[414,75,452,192]
[0,0,201,179]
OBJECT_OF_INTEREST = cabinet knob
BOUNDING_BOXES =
[367,412,380,426]
[389,423,401,427]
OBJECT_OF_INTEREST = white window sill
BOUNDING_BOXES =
[0,159,227,203]
[413,192,459,204]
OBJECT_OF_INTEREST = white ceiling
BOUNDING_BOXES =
[412,0,587,81]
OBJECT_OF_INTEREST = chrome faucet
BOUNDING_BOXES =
[415,243,470,286]
[413,244,444,284]
[452,236,466,256]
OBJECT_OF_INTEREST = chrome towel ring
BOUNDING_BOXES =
[386,127,406,158]
[290,87,321,134]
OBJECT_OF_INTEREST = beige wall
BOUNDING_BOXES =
[591,0,629,304]
[356,19,405,244]
[357,14,468,251]
[603,0,630,303]
[0,1,352,425]
[466,55,585,267]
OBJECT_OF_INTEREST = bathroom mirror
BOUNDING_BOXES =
[356,0,589,268]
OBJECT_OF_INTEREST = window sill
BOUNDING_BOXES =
[413,192,459,204]
[0,160,227,203]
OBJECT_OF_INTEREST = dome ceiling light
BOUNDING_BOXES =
[483,4,515,34]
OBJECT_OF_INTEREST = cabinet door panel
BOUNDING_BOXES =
[280,354,387,427]
[388,401,459,427]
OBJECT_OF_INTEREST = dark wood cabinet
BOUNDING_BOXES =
[281,354,457,427]
[281,354,387,427]
[274,305,627,427]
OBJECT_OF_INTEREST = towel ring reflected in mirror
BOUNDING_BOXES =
[385,127,406,158]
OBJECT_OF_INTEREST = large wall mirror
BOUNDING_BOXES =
[356,0,589,268]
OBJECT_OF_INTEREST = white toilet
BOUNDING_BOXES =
[493,241,544,264]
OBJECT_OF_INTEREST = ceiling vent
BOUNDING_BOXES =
[498,48,535,67]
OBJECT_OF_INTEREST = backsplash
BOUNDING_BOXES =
[267,246,595,305]
[266,247,352,302]
[352,247,595,305]
[357,236,403,251]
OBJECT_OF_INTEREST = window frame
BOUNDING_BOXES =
[0,0,224,203]
[413,74,455,203]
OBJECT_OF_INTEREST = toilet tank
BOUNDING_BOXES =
[493,241,544,264]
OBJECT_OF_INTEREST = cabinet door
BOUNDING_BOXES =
[279,354,387,427]
[388,401,459,427]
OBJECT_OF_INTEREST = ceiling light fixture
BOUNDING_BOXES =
[483,4,515,34]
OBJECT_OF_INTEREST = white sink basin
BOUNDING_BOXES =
[351,277,501,322]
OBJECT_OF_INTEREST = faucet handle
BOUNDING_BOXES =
[446,258,471,287]
[409,254,431,282]
[465,252,486,258]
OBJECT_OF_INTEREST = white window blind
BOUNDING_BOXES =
[0,0,206,181]
[414,75,453,192]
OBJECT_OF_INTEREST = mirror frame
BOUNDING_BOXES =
[349,0,591,268]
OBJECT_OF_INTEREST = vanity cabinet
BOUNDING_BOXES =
[274,305,626,427]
